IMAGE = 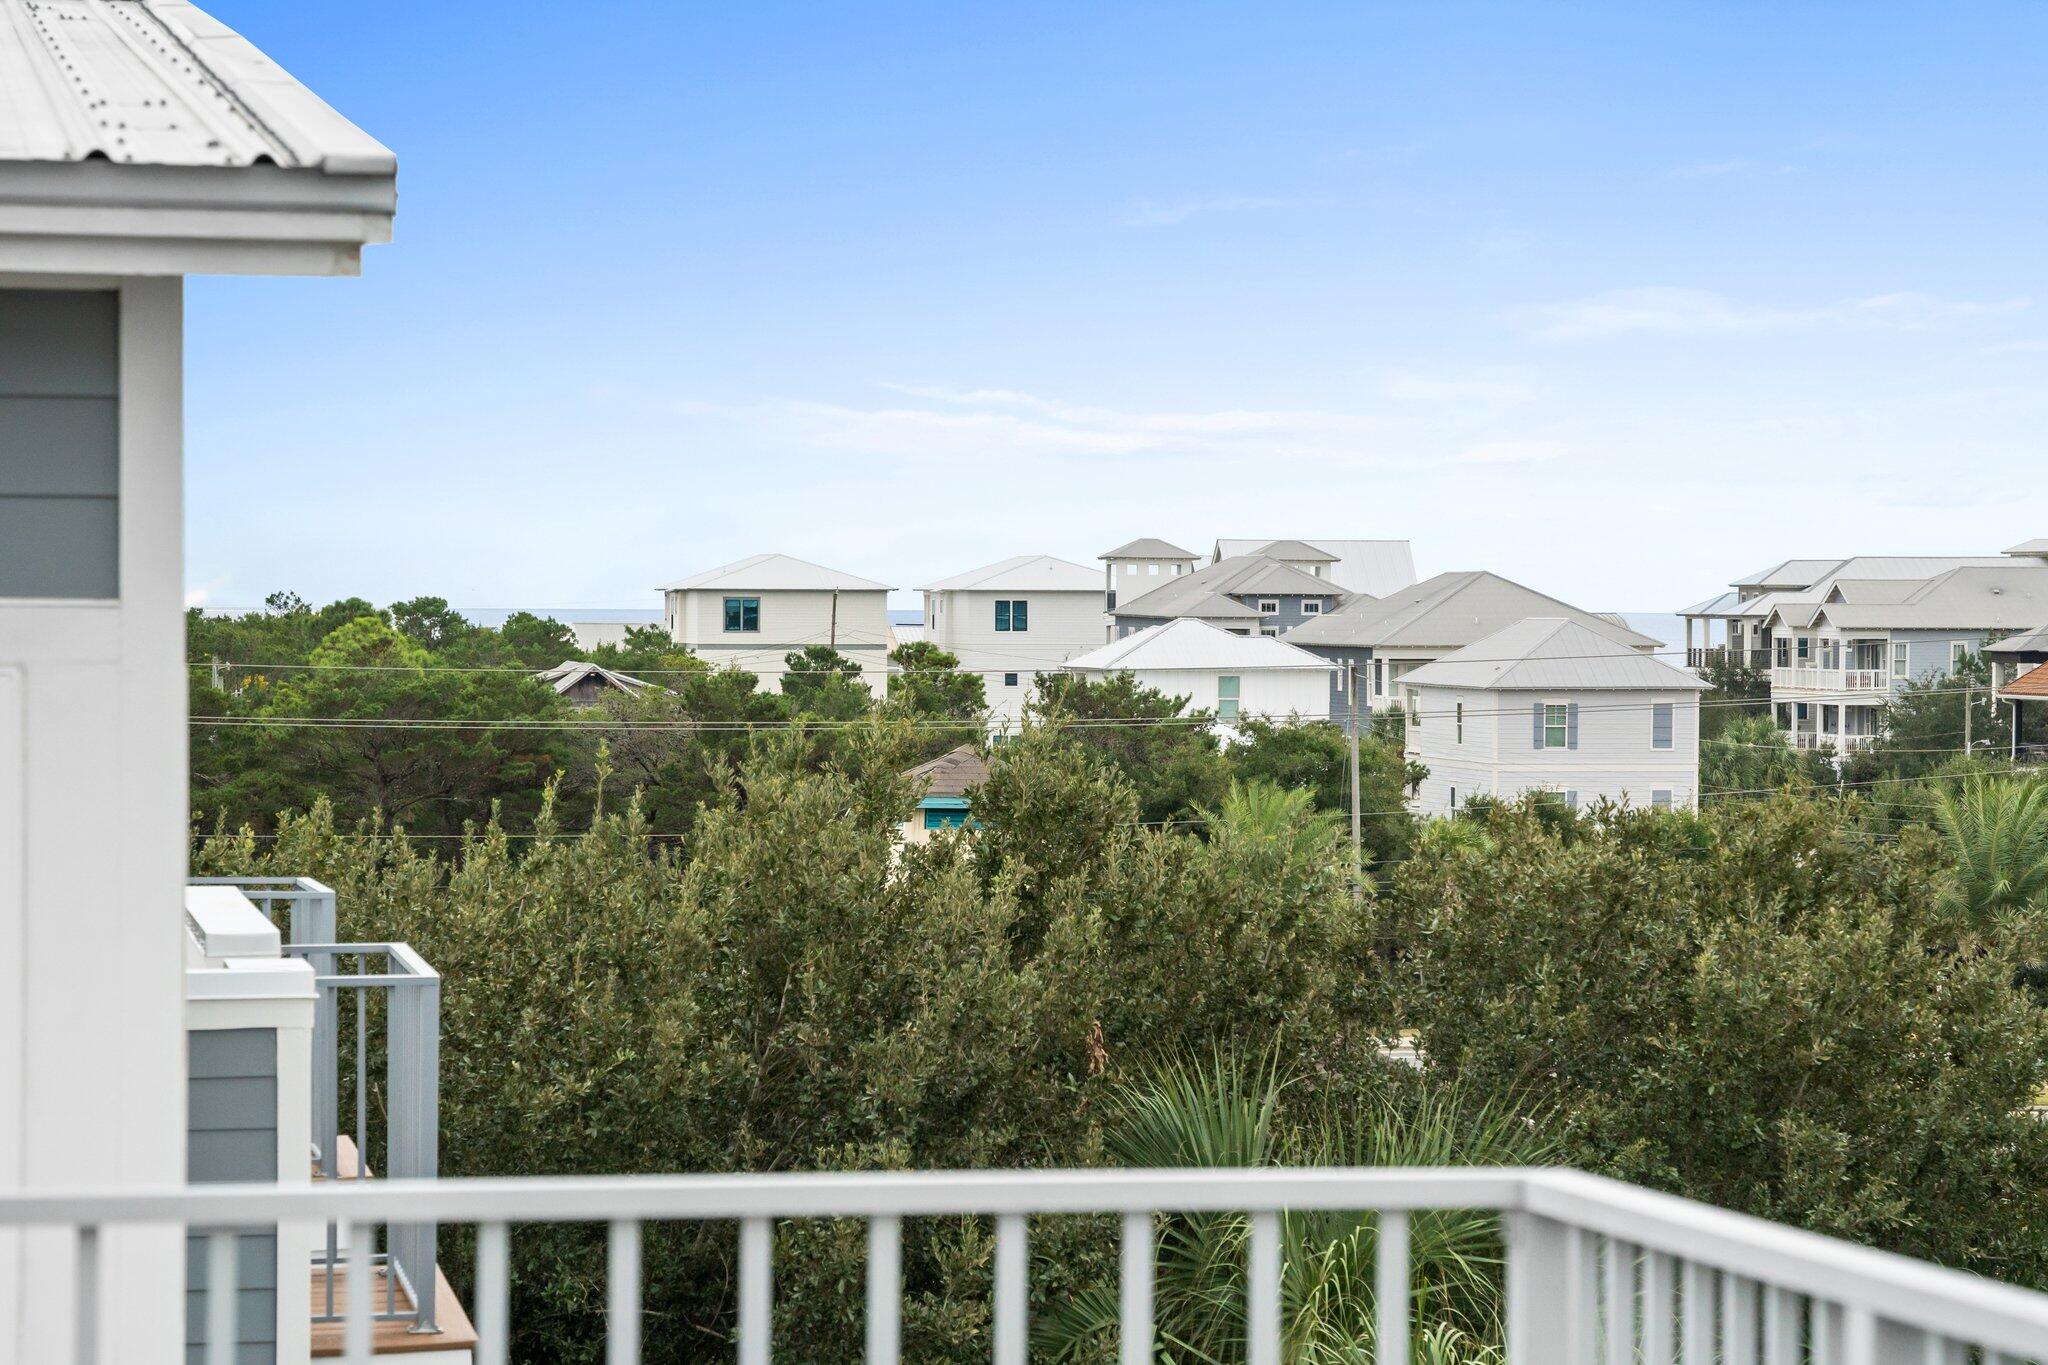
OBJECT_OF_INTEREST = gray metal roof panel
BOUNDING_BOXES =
[1285,571,1656,651]
[1101,537,1198,561]
[1401,618,1708,692]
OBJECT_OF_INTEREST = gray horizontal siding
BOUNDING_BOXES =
[187,1030,278,1365]
[0,289,119,599]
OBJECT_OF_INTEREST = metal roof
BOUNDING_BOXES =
[1284,571,1657,652]
[1401,618,1708,693]
[2006,539,2048,556]
[1986,623,2048,658]
[919,554,1098,594]
[0,0,394,172]
[1679,590,1743,618]
[1101,537,1198,561]
[1811,566,2048,631]
[534,661,655,698]
[1244,538,1337,563]
[659,553,891,593]
[1114,554,1341,621]
[1730,559,1846,589]
[1065,618,1334,673]
[1212,538,1416,596]
[901,744,989,800]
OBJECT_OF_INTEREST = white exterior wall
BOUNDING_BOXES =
[1406,684,1701,816]
[927,587,1101,724]
[1070,665,1333,727]
[667,587,892,695]
[0,279,188,1362]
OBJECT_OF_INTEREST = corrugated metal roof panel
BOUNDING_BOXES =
[1286,571,1657,652]
[660,553,892,593]
[1213,538,1416,596]
[1986,623,2048,657]
[1065,618,1333,673]
[919,554,1098,593]
[1402,618,1708,692]
[1101,537,1198,561]
[1114,554,1340,621]
[0,0,393,173]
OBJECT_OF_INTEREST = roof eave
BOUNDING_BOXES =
[0,160,395,277]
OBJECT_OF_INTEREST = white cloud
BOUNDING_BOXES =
[1122,195,1289,227]
[1526,286,2029,342]
[1458,440,1567,465]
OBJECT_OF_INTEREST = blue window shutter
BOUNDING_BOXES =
[1567,702,1579,749]
[1533,703,1545,749]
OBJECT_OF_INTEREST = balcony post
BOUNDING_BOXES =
[1504,1211,1573,1364]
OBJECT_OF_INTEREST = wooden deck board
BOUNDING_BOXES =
[309,1262,477,1357]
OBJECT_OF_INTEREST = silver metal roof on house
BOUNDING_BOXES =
[1065,617,1334,673]
[919,554,1099,594]
[535,661,655,698]
[1100,537,1199,562]
[1986,623,2048,658]
[1286,571,1657,652]
[1401,618,1708,693]
[1729,559,1846,589]
[659,554,892,594]
[1805,565,2048,632]
[0,0,397,274]
[1212,539,1416,597]
[2006,538,2048,557]
[1114,554,1342,622]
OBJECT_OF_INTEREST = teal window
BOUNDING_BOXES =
[1544,703,1568,749]
[723,597,760,633]
[1004,672,1019,687]
[995,599,1029,632]
[923,809,970,830]
[1218,675,1240,722]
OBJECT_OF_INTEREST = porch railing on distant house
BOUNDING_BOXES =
[15,1167,2048,1363]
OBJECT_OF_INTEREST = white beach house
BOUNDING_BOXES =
[1062,618,1334,731]
[1401,618,1708,816]
[660,553,893,696]
[919,554,1101,724]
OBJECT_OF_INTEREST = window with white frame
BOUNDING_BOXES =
[1217,675,1240,722]
[1301,600,1323,615]
[1257,599,1279,615]
[1951,640,1971,670]
[1892,641,1908,679]
[1543,703,1568,749]
[1651,790,1673,810]
[1651,702,1673,749]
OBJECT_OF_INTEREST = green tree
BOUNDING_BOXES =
[886,640,987,720]
[1869,654,2009,778]
[1228,718,1419,870]
[781,645,872,720]
[1030,671,1229,824]
[1699,713,1831,795]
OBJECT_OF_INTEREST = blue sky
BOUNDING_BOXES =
[186,2,2048,616]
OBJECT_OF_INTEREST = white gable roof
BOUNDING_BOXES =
[1213,539,1416,596]
[1402,618,1707,692]
[920,554,1099,593]
[660,554,891,593]
[1064,618,1333,673]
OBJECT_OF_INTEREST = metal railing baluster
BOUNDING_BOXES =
[1642,1250,1675,1364]
[1604,1238,1634,1365]
[1377,1209,1410,1365]
[1679,1261,1714,1365]
[1842,1305,1875,1365]
[1246,1209,1282,1365]
[1762,1286,1798,1364]
[1570,1225,1600,1360]
[993,1212,1028,1365]
[1120,1210,1154,1365]
[1723,1274,1758,1365]
[866,1215,901,1364]
[345,1220,374,1365]
[1809,1299,1835,1365]
[476,1221,510,1365]
[608,1219,641,1365]
[206,1229,237,1365]
[740,1216,773,1365]
[72,1224,97,1365]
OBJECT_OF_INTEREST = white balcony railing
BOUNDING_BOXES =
[9,1166,2048,1363]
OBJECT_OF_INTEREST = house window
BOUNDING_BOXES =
[1544,703,1568,749]
[1148,564,1160,575]
[1257,599,1279,615]
[1951,640,1971,670]
[1652,702,1673,749]
[1651,790,1673,810]
[1455,701,1464,743]
[1796,637,1810,662]
[1449,787,1457,810]
[1407,691,1420,726]
[723,597,760,633]
[1301,600,1323,615]
[1892,641,1908,679]
[1217,675,1241,722]
[1796,702,1808,722]
[1261,627,1280,638]
[1775,638,1790,668]
[1004,672,1018,687]
[1373,660,1385,695]
[995,600,1029,632]
[923,808,970,830]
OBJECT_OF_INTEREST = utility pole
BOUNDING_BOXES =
[1963,677,1973,755]
[829,588,839,651]
[1348,664,1362,904]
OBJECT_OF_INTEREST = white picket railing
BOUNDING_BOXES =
[6,1166,2046,1364]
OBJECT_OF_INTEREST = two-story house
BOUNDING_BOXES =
[660,553,893,696]
[1098,538,1200,636]
[1284,571,1659,732]
[1401,618,1707,816]
[1755,561,2048,754]
[919,554,1101,724]
[1109,553,1351,640]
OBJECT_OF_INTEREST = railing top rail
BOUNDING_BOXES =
[188,875,335,897]
[4,1167,2048,1348]
[286,941,440,983]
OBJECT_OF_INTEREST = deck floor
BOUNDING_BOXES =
[309,1262,477,1358]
